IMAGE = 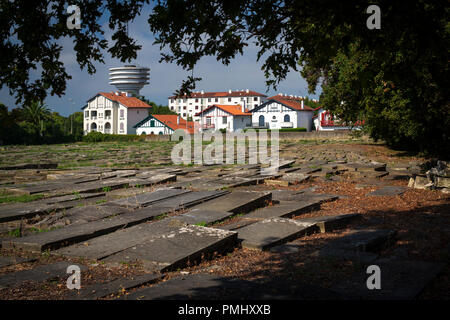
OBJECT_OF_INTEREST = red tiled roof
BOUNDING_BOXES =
[267,95,314,111]
[152,114,196,134]
[195,104,251,117]
[99,92,152,108]
[169,90,266,99]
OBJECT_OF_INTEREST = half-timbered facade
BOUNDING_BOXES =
[194,104,252,132]
[250,95,314,131]
[134,114,196,135]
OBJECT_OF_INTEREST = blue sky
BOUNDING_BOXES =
[0,6,321,117]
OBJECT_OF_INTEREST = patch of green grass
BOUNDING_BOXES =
[155,213,168,220]
[8,228,21,237]
[194,221,208,227]
[95,199,107,204]
[0,193,44,204]
[102,186,112,192]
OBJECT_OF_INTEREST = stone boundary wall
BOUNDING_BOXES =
[145,130,366,142]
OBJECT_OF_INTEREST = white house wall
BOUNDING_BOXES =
[251,101,313,131]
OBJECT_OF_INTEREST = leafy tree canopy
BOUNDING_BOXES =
[1,1,449,155]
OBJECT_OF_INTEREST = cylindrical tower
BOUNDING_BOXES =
[109,65,150,96]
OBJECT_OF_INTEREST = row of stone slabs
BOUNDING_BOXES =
[1,188,355,274]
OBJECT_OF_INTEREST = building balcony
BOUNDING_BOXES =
[105,116,112,120]
[321,120,335,127]
[246,122,269,128]
[280,122,294,128]
[91,116,97,120]
[202,123,215,129]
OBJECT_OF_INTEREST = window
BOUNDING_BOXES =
[120,122,124,132]
[120,110,124,119]
[284,114,290,122]
[222,117,227,124]
[195,106,199,110]
[171,99,174,103]
[195,99,198,103]
[183,106,186,110]
[254,97,258,101]
[215,98,218,102]
[208,98,211,102]
[150,120,155,127]
[85,111,89,118]
[228,98,232,102]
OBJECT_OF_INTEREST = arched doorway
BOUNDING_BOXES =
[90,122,97,132]
[141,131,146,135]
[104,122,111,134]
[284,114,290,122]
[258,115,265,127]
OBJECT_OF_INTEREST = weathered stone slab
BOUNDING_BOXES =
[119,273,344,300]
[0,163,58,170]
[192,191,271,214]
[237,218,316,250]
[312,248,379,264]
[44,192,105,204]
[66,273,162,300]
[366,186,406,196]
[0,201,75,223]
[323,229,397,253]
[2,206,172,252]
[269,243,300,254]
[0,256,35,268]
[217,218,260,231]
[0,261,87,290]
[245,201,324,220]
[59,204,131,224]
[155,190,230,210]
[102,225,238,272]
[110,188,190,209]
[344,162,386,172]
[173,209,235,226]
[295,214,361,233]
[331,260,444,299]
[280,172,310,184]
[54,219,183,260]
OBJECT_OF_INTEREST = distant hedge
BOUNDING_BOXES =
[82,132,145,143]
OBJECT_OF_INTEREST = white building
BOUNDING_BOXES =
[82,92,151,135]
[313,108,364,131]
[250,94,314,131]
[168,89,267,120]
[195,104,252,132]
[134,114,196,135]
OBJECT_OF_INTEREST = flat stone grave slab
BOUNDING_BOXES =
[0,163,58,170]
[102,225,238,272]
[311,248,379,264]
[58,204,132,224]
[173,209,235,226]
[344,162,386,172]
[154,190,230,210]
[294,214,361,233]
[54,219,186,260]
[217,218,260,231]
[66,273,162,300]
[245,199,334,220]
[0,255,35,268]
[237,218,316,250]
[119,273,344,300]
[2,205,173,252]
[269,243,301,254]
[110,188,190,209]
[0,201,76,223]
[192,191,271,214]
[366,186,406,196]
[321,229,397,253]
[43,192,105,204]
[331,260,445,299]
[0,261,87,290]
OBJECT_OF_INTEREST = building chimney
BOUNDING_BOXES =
[301,100,304,109]
[177,116,180,124]
[246,89,249,93]
[228,89,232,94]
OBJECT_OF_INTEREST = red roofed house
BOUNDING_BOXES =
[195,104,252,132]
[82,91,152,135]
[168,89,267,120]
[133,114,196,135]
[313,107,364,131]
[250,94,314,131]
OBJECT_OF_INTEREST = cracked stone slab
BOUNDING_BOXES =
[192,191,271,214]
[172,209,235,226]
[2,205,173,252]
[66,273,162,300]
[331,260,445,299]
[102,225,238,272]
[237,218,316,250]
[322,229,397,253]
[245,200,329,220]
[366,186,406,196]
[0,261,87,290]
[110,188,190,209]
